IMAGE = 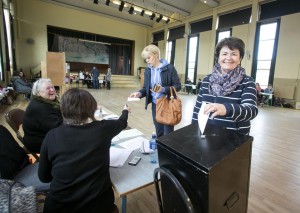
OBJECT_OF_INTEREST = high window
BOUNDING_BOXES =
[186,36,199,83]
[252,21,279,88]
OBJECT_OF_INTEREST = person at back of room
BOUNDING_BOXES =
[38,88,130,213]
[261,84,274,105]
[10,71,32,99]
[106,68,112,90]
[23,78,63,153]
[83,71,93,88]
[91,66,100,89]
[192,37,258,135]
[186,77,193,94]
[129,44,181,137]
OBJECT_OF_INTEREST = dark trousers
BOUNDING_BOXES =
[151,103,174,137]
[107,81,111,90]
[93,79,99,89]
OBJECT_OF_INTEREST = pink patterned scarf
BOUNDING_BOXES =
[208,63,246,96]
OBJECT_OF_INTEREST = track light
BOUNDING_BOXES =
[93,0,98,4]
[165,18,170,24]
[150,13,155,20]
[156,14,163,23]
[105,0,110,6]
[119,1,125,11]
[128,6,134,14]
[140,10,145,16]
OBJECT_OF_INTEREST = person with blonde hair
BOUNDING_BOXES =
[129,44,181,137]
[23,78,63,153]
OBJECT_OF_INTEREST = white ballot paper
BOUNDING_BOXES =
[198,102,209,134]
[110,147,133,167]
[127,97,140,102]
[118,136,148,150]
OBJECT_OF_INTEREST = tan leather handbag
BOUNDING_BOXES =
[155,86,182,125]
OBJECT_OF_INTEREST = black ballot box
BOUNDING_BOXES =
[155,124,253,213]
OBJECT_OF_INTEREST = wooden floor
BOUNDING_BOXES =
[1,88,300,213]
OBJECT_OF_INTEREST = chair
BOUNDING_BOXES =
[5,108,40,161]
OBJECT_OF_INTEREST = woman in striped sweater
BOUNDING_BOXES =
[192,37,258,135]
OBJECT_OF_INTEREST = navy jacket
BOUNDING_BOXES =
[139,64,181,109]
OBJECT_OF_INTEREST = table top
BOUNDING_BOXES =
[181,84,196,89]
[259,92,273,96]
[110,145,158,197]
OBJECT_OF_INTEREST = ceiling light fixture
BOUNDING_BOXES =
[128,6,134,14]
[105,0,110,6]
[156,14,163,23]
[119,1,125,11]
[106,0,181,23]
[150,12,155,20]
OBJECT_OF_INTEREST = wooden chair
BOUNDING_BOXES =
[5,108,39,161]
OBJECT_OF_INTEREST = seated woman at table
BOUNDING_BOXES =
[186,77,193,94]
[261,84,274,105]
[83,71,93,88]
[23,78,63,153]
[38,88,129,213]
[256,83,263,104]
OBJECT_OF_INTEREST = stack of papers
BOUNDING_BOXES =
[118,136,148,150]
[110,147,132,167]
[103,114,119,120]
[112,129,144,142]
[127,97,140,102]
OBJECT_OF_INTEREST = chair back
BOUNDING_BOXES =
[5,108,39,161]
[5,108,24,141]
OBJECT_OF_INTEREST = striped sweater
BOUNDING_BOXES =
[192,74,258,135]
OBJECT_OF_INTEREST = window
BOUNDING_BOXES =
[186,36,199,83]
[4,8,13,72]
[217,30,231,43]
[166,41,175,65]
[252,21,279,89]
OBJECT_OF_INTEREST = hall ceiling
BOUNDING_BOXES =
[41,0,230,27]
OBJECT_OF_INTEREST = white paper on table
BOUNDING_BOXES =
[109,147,133,167]
[103,114,119,120]
[118,136,148,150]
[116,129,144,140]
[127,97,140,102]
[94,109,109,117]
[198,102,209,134]
[112,136,120,143]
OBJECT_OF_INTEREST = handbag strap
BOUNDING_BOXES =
[170,86,174,99]
[170,86,179,99]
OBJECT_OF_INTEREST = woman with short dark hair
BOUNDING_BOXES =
[192,37,258,135]
[38,88,129,213]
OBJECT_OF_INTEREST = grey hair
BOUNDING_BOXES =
[31,78,52,96]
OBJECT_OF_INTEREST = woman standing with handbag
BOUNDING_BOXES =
[129,45,181,137]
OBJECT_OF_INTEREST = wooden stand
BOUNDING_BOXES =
[46,52,66,96]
